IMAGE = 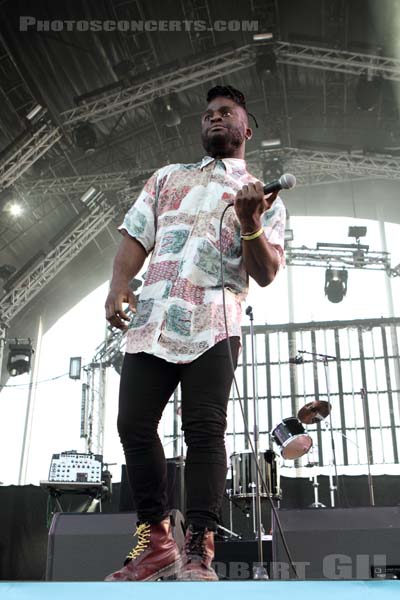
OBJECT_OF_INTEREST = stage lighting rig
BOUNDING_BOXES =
[0,264,16,281]
[73,122,97,154]
[7,338,34,377]
[348,226,368,267]
[255,49,277,79]
[355,73,382,111]
[324,268,348,303]
[25,104,47,126]
[153,95,181,128]
[69,357,82,380]
[348,226,367,242]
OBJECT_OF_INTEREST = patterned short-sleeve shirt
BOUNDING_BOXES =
[118,155,286,363]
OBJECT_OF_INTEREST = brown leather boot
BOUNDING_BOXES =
[105,518,181,581]
[177,525,218,581]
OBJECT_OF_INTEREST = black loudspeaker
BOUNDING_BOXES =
[272,506,400,580]
[214,540,272,580]
[46,509,185,581]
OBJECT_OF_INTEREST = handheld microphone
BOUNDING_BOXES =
[227,173,296,206]
[263,173,296,195]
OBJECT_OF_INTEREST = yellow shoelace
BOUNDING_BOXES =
[126,522,151,561]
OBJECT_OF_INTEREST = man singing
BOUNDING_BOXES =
[104,85,286,582]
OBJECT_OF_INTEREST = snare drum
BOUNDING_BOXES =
[271,417,312,460]
[230,449,281,499]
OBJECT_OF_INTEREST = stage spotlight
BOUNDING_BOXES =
[348,226,367,241]
[253,32,274,41]
[261,138,281,148]
[324,268,348,303]
[7,339,34,377]
[255,51,277,80]
[355,73,382,111]
[80,187,96,204]
[8,203,23,217]
[25,104,47,126]
[164,102,181,127]
[153,96,181,127]
[0,264,16,280]
[74,122,97,153]
[69,357,82,380]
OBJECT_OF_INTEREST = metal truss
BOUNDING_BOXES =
[281,148,400,178]
[247,146,400,186]
[62,41,400,129]
[16,146,400,203]
[0,122,62,191]
[0,324,7,387]
[82,362,107,455]
[93,326,126,367]
[286,245,392,273]
[60,45,258,125]
[0,191,117,325]
[18,169,154,196]
[3,41,400,192]
[275,41,400,81]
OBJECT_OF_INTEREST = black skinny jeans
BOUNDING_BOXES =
[117,336,240,530]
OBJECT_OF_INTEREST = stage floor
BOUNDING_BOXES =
[0,581,398,599]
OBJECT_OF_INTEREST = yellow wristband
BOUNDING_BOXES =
[240,227,264,241]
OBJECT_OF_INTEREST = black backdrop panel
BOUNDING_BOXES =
[1,475,400,581]
[272,506,400,580]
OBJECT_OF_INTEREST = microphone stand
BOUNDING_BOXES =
[360,388,375,506]
[246,306,268,580]
[298,349,339,507]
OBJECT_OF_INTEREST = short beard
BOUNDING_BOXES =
[201,126,245,157]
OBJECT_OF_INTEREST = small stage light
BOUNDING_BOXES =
[253,33,274,41]
[69,357,82,380]
[261,138,281,148]
[355,73,382,111]
[8,204,23,217]
[0,264,16,280]
[7,339,34,377]
[255,51,277,79]
[324,268,348,303]
[80,187,96,204]
[25,104,46,124]
[153,96,181,127]
[348,226,367,241]
[74,123,97,153]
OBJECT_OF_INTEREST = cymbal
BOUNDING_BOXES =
[297,400,331,425]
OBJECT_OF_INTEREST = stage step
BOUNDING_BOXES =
[0,581,398,600]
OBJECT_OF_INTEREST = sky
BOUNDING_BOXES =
[0,215,399,486]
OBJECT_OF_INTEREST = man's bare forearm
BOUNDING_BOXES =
[241,232,280,287]
[238,210,281,287]
[110,232,147,288]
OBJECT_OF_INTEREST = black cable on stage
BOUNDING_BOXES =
[219,202,298,579]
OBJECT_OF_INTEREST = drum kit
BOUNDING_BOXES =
[227,400,332,527]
